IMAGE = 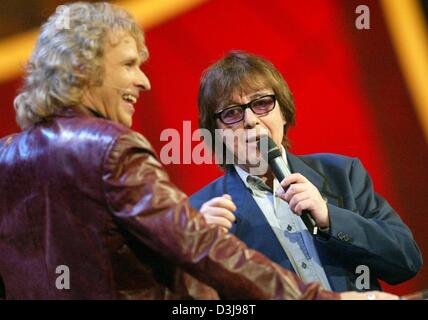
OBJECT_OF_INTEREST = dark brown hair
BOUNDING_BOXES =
[198,50,296,165]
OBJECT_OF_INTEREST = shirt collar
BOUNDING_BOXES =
[234,145,290,195]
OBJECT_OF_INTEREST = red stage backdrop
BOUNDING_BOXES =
[0,0,427,295]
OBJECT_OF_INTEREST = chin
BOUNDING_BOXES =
[119,118,132,128]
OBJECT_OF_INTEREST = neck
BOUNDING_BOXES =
[264,169,275,189]
[237,164,275,189]
[75,105,105,118]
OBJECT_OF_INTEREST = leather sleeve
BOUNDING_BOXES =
[102,131,339,300]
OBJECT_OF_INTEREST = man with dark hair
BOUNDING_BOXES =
[190,50,422,293]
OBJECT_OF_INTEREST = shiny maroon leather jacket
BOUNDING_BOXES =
[0,108,338,300]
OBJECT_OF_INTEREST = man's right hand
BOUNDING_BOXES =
[199,194,237,231]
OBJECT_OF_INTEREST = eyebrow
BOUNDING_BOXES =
[224,91,271,108]
[121,56,143,66]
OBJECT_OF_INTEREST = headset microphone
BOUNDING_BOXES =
[102,84,132,94]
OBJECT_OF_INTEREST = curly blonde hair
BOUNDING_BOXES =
[14,2,146,129]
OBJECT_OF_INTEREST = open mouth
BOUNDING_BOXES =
[246,134,268,144]
[246,137,260,144]
[122,93,137,104]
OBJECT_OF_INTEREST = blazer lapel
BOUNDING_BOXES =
[222,168,294,271]
[223,168,266,232]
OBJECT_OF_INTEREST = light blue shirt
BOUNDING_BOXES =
[234,148,332,290]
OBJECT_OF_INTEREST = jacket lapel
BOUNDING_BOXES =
[223,168,265,232]
[222,167,294,271]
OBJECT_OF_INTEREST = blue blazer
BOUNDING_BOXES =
[190,152,422,292]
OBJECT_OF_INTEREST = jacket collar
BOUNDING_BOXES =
[51,106,105,119]
[225,152,343,209]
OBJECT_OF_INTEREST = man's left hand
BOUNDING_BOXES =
[277,173,329,228]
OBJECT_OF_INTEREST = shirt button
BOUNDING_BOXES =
[301,262,307,269]
[287,225,292,231]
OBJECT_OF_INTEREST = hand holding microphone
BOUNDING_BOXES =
[258,137,329,235]
[278,173,330,231]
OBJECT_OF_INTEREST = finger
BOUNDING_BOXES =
[200,197,220,212]
[204,215,233,229]
[281,183,308,202]
[202,196,225,206]
[374,293,399,300]
[365,291,399,300]
[222,194,232,201]
[288,191,311,212]
[294,199,314,215]
[221,194,237,212]
[205,196,237,213]
[201,207,236,223]
[211,197,236,212]
[280,173,308,190]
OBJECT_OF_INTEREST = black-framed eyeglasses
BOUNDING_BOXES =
[214,94,276,125]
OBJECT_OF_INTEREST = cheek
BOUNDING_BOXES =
[117,69,134,86]
[96,88,112,107]
[218,126,243,151]
[270,110,286,132]
[261,120,284,145]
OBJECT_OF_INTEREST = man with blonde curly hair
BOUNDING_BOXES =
[0,2,397,300]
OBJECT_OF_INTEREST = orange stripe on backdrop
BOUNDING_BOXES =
[0,0,209,84]
[339,0,428,293]
[0,30,38,84]
[381,0,428,142]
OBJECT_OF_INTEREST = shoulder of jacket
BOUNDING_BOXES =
[190,174,226,199]
[298,152,358,170]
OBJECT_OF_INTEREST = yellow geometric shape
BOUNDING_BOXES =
[0,0,209,84]
[381,0,428,142]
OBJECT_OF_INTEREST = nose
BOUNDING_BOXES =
[243,107,259,129]
[135,68,151,91]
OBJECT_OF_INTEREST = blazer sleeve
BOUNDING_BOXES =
[324,158,423,284]
[101,131,339,300]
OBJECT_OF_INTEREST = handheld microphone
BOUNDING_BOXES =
[258,136,319,235]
